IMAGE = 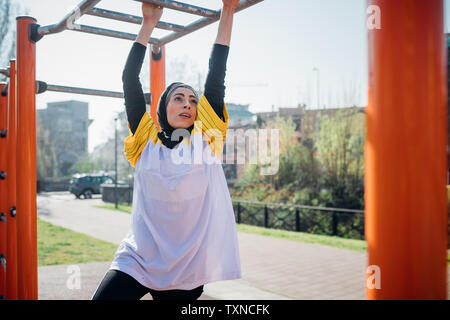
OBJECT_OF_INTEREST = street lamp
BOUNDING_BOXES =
[114,116,118,209]
[312,67,320,109]
[127,173,133,206]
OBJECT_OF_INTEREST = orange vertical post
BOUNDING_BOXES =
[150,45,165,130]
[16,16,38,300]
[6,59,18,300]
[0,82,7,300]
[365,0,447,299]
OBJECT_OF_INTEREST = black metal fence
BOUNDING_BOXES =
[101,185,133,205]
[232,199,365,240]
[37,179,71,192]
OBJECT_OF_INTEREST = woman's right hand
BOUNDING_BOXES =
[142,3,163,24]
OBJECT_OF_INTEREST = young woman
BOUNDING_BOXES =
[92,0,242,300]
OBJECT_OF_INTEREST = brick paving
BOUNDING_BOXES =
[237,232,367,299]
[36,192,449,300]
[38,261,214,300]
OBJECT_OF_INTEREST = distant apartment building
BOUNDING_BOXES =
[226,103,257,128]
[37,100,93,177]
[222,103,257,184]
[256,104,366,142]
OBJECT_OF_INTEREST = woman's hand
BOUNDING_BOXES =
[215,0,238,46]
[142,3,163,24]
[136,3,162,46]
[222,0,239,11]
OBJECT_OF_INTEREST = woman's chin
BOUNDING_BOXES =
[172,121,194,130]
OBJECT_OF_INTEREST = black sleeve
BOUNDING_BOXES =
[122,42,147,135]
[204,43,230,122]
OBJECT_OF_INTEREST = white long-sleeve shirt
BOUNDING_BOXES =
[110,96,242,290]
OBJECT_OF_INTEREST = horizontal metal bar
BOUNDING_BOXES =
[234,0,265,16]
[1,82,8,96]
[135,0,219,18]
[86,7,185,33]
[41,83,152,104]
[46,84,124,98]
[232,199,365,214]
[70,24,160,45]
[37,0,101,36]
[0,67,10,77]
[158,17,211,46]
[158,0,264,46]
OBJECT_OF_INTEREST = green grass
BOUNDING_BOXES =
[94,202,367,253]
[236,223,367,253]
[92,202,450,263]
[36,205,450,267]
[37,218,118,266]
[94,203,133,214]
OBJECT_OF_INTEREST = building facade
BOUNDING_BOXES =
[37,100,92,178]
[222,103,257,184]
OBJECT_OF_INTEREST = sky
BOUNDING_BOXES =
[8,0,450,153]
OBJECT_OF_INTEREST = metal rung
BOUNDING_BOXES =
[86,7,185,33]
[0,67,9,77]
[71,23,160,44]
[38,82,152,105]
[135,0,219,18]
[46,83,125,98]
[37,0,101,36]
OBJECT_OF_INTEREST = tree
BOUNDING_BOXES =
[166,55,206,94]
[73,111,133,181]
[232,115,321,203]
[0,0,28,81]
[36,115,59,182]
[137,53,206,97]
[315,108,365,209]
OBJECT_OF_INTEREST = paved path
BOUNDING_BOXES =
[36,192,449,300]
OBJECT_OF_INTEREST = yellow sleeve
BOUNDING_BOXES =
[194,94,229,159]
[123,112,159,168]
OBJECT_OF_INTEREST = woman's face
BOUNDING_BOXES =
[166,87,198,129]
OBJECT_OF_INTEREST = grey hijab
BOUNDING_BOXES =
[156,82,198,149]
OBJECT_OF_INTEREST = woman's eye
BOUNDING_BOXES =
[175,97,181,101]
[191,100,198,104]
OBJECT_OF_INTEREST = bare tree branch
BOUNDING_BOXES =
[0,0,28,81]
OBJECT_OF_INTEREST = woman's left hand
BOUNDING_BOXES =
[222,0,239,11]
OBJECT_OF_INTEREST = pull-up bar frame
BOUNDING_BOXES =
[33,0,263,47]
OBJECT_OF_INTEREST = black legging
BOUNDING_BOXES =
[92,269,204,300]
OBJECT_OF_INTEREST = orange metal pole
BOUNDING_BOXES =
[0,82,7,300]
[150,45,165,130]
[365,0,447,299]
[6,59,18,300]
[16,16,38,300]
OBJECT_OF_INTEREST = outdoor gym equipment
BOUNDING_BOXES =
[0,0,263,300]
[0,0,447,300]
